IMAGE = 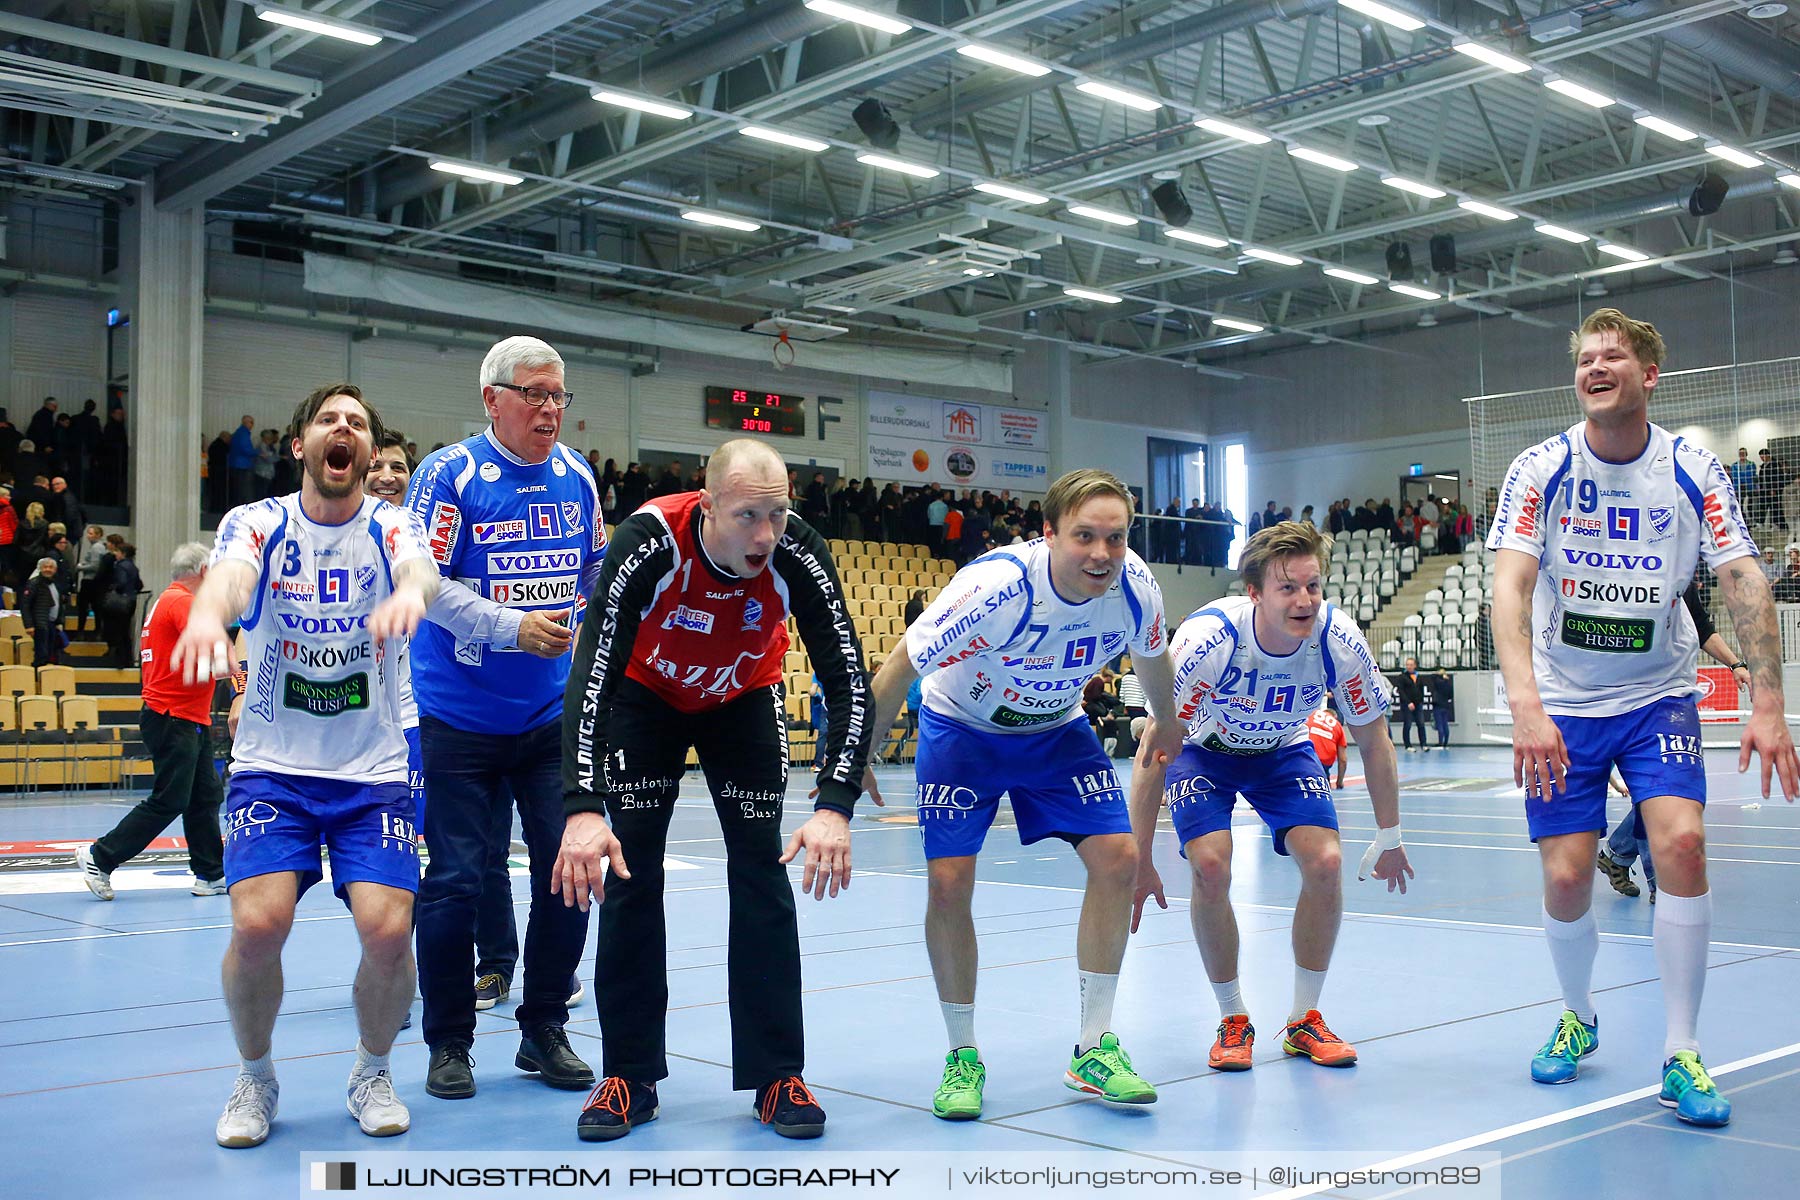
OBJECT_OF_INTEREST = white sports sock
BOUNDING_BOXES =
[1211,978,1247,1019]
[1543,906,1598,1025]
[1654,890,1712,1059]
[940,1001,977,1052]
[351,1040,389,1082]
[1289,966,1329,1024]
[1077,970,1119,1054]
[241,1052,276,1082]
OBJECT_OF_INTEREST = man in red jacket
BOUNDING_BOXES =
[74,542,226,899]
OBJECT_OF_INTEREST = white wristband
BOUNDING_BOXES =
[1358,824,1403,880]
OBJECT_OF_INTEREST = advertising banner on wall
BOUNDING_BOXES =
[865,390,1050,490]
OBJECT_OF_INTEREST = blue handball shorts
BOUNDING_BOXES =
[913,707,1132,860]
[1530,695,1707,841]
[224,770,419,899]
[404,725,425,831]
[1163,741,1339,857]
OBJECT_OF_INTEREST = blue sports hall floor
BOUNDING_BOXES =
[3,744,1798,1198]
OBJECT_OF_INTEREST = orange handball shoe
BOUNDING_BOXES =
[1281,1010,1358,1067]
[1209,1015,1255,1072]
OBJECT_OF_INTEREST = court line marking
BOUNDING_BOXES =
[848,869,1800,955]
[1262,1040,1800,1200]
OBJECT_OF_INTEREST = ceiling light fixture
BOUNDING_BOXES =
[803,0,912,36]
[973,181,1050,204]
[1288,146,1359,172]
[856,152,940,178]
[681,210,762,232]
[1212,316,1265,333]
[1452,41,1533,74]
[1534,222,1591,243]
[429,159,524,185]
[1074,81,1163,112]
[1337,0,1424,32]
[1242,246,1304,266]
[1458,198,1519,221]
[1597,242,1650,261]
[1705,143,1762,169]
[1195,117,1270,144]
[1324,266,1381,285]
[955,43,1052,77]
[1544,78,1616,108]
[1164,228,1230,248]
[254,4,386,45]
[590,90,691,120]
[739,125,829,152]
[1634,113,1700,141]
[1067,204,1139,226]
[1382,175,1447,198]
[1390,282,1441,299]
[1064,287,1124,303]
[9,161,128,190]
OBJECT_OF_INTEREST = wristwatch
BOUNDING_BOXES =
[1729,660,1749,673]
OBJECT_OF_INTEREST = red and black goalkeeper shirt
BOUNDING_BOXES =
[562,492,871,816]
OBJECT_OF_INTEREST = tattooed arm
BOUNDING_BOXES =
[1716,556,1799,800]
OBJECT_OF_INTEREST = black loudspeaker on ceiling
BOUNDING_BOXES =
[1429,234,1457,274]
[1688,171,1729,217]
[852,98,901,151]
[1149,180,1193,228]
[1385,242,1414,280]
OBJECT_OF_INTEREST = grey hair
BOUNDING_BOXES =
[169,541,211,578]
[37,557,59,570]
[480,336,565,389]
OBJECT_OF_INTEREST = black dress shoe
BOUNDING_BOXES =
[516,1024,594,1090]
[427,1040,475,1099]
[577,1077,659,1142]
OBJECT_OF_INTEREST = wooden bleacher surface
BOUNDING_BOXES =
[0,535,952,787]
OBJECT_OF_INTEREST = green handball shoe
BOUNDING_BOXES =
[933,1047,986,1120]
[1064,1033,1157,1107]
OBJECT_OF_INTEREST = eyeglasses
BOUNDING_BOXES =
[489,381,575,409]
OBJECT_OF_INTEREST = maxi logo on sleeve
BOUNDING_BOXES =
[282,672,370,716]
[1560,612,1655,652]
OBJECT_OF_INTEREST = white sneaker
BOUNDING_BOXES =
[216,1073,279,1148]
[346,1069,410,1137]
[190,875,228,896]
[568,973,585,1008]
[74,846,113,901]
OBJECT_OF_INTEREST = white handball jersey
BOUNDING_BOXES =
[906,540,1167,733]
[1487,420,1756,717]
[214,494,432,783]
[1171,595,1390,755]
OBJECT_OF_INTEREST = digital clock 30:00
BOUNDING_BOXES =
[704,385,806,436]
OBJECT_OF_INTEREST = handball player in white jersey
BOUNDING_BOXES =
[1129,521,1412,1074]
[172,385,440,1148]
[864,469,1184,1121]
[1489,308,1797,1126]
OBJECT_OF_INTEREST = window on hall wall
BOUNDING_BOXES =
[1146,437,1205,566]
[1225,443,1247,569]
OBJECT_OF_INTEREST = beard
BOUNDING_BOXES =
[304,437,370,501]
